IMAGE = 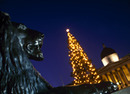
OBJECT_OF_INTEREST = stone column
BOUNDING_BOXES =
[106,73,112,82]
[125,64,130,75]
[120,67,129,86]
[109,71,116,83]
[117,68,126,87]
[104,74,109,81]
[115,69,124,89]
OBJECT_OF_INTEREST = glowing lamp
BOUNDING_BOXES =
[66,29,70,32]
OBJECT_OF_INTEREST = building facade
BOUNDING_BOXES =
[98,45,130,90]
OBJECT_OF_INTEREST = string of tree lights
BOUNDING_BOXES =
[66,29,101,85]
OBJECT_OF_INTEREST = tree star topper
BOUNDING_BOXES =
[66,28,70,32]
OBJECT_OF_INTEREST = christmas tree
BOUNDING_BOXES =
[66,29,101,85]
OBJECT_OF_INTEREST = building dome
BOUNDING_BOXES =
[101,47,116,59]
[101,44,119,66]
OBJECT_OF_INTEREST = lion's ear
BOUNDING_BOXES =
[18,24,27,30]
[0,11,10,28]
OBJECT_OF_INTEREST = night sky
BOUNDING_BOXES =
[0,0,130,87]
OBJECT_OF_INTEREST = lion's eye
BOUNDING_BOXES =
[26,43,38,53]
[27,44,33,50]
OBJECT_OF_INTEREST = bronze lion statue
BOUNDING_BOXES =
[0,11,52,94]
[0,11,118,94]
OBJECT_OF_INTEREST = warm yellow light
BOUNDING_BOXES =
[92,68,96,71]
[81,64,83,66]
[80,67,82,69]
[74,77,77,79]
[89,64,93,67]
[66,29,70,32]
[96,75,100,79]
[94,72,97,75]
[98,80,101,83]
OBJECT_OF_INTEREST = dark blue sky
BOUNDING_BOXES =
[0,0,130,87]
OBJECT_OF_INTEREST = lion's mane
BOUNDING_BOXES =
[0,11,51,94]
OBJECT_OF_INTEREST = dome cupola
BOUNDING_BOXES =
[100,44,119,66]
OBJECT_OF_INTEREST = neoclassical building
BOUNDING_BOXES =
[98,45,130,90]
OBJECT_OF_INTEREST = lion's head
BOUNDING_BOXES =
[12,22,44,61]
[0,11,52,94]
